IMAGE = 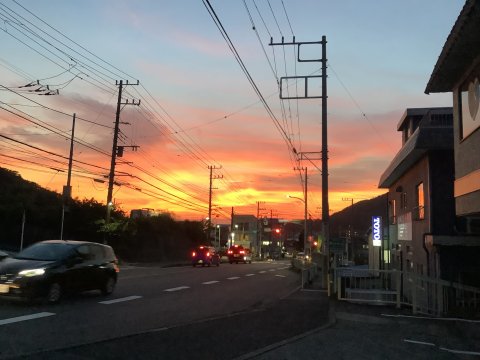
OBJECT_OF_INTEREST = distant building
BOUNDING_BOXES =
[231,214,258,251]
[424,0,480,286]
[379,108,455,281]
[130,208,158,219]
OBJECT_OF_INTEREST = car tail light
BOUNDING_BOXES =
[240,250,245,254]
[192,252,196,257]
[228,250,233,254]
[206,252,210,257]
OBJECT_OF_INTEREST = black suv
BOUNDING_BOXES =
[0,240,119,303]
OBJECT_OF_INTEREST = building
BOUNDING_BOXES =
[425,0,480,286]
[231,214,258,251]
[379,108,455,281]
[130,208,158,219]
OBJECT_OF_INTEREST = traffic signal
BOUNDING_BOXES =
[274,228,281,234]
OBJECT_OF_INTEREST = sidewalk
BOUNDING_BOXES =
[238,292,480,360]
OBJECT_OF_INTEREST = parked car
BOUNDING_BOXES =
[0,240,119,303]
[227,245,252,264]
[191,246,220,267]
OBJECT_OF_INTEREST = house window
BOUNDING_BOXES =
[416,182,425,220]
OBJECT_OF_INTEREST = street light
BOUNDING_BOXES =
[287,195,308,260]
[216,224,221,249]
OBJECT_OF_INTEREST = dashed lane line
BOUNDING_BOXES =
[404,339,435,347]
[275,274,286,278]
[202,281,220,285]
[227,277,240,280]
[269,269,276,272]
[0,312,55,326]
[99,295,143,304]
[245,274,255,277]
[259,271,266,274]
[164,286,190,292]
[440,347,480,356]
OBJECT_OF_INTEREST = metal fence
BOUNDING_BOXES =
[333,267,480,318]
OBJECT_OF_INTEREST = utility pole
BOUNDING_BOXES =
[207,165,223,239]
[60,113,76,240]
[270,35,329,279]
[342,197,354,263]
[294,166,308,257]
[256,201,266,259]
[106,80,140,239]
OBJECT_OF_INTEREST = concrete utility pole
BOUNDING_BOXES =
[60,113,76,240]
[106,80,140,237]
[207,165,223,238]
[256,201,266,258]
[342,197,354,262]
[270,35,329,268]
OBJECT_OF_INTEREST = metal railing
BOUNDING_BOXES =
[333,267,480,318]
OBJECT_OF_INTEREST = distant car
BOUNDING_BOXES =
[227,245,252,264]
[192,246,220,267]
[0,250,10,261]
[0,240,119,303]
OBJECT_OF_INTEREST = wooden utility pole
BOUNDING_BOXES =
[60,113,76,240]
[105,80,140,239]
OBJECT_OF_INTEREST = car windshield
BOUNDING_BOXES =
[15,243,75,261]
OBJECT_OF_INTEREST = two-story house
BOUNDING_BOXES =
[379,108,455,281]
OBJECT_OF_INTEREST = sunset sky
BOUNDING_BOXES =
[0,0,464,223]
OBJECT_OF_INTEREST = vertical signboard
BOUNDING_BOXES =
[372,216,382,247]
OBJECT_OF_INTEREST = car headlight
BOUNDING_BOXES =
[18,268,46,277]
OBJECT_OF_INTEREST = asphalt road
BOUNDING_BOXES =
[0,260,330,359]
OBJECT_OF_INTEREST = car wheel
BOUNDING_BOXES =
[101,276,116,295]
[46,282,62,304]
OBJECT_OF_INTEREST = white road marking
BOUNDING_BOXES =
[164,286,190,292]
[382,313,480,323]
[269,269,276,272]
[259,271,266,274]
[99,295,143,304]
[0,312,55,326]
[275,274,286,278]
[202,281,219,285]
[245,273,255,277]
[440,347,480,356]
[404,339,435,347]
[227,277,240,280]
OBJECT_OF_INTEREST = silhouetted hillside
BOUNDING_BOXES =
[329,193,388,237]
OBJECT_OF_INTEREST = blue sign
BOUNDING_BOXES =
[372,216,382,247]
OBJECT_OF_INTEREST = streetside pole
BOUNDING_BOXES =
[105,80,140,244]
[60,113,76,240]
[321,36,330,277]
[106,81,124,229]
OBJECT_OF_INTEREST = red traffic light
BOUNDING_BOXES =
[274,228,281,234]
